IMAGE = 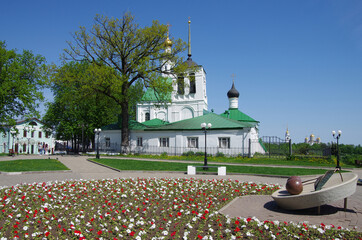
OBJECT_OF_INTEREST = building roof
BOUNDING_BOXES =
[220,109,259,124]
[142,118,169,127]
[102,120,148,131]
[144,113,253,131]
[140,78,173,102]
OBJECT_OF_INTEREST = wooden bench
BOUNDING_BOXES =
[187,165,226,176]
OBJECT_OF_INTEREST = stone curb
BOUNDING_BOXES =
[0,170,72,175]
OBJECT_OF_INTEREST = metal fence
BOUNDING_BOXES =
[128,145,250,157]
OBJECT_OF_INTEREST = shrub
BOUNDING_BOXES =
[195,151,205,156]
[160,152,168,157]
[216,152,225,158]
[182,151,195,156]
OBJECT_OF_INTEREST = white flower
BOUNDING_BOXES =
[317,228,325,234]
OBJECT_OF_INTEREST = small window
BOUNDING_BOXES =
[38,131,42,138]
[187,137,198,148]
[177,76,184,95]
[31,131,34,138]
[23,130,27,138]
[45,132,50,138]
[105,137,111,147]
[137,137,143,147]
[159,137,169,147]
[218,137,230,149]
[23,144,26,152]
[145,112,150,121]
[189,73,196,94]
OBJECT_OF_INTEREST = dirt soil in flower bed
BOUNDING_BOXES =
[0,178,361,239]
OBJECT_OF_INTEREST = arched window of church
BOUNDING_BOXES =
[177,76,184,95]
[145,112,150,121]
[189,73,196,94]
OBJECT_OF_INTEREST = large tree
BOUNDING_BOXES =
[63,12,187,152]
[44,61,121,152]
[0,41,47,132]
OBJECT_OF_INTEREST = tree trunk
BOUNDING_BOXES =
[120,100,129,154]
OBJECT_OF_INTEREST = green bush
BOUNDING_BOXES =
[215,152,225,158]
[160,152,168,157]
[182,151,195,156]
[195,152,204,156]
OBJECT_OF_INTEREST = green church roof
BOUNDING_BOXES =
[140,78,172,102]
[145,113,254,131]
[102,120,148,131]
[220,109,259,124]
[142,118,169,127]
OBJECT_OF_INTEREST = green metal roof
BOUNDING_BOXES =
[140,78,172,102]
[220,109,259,124]
[145,113,254,131]
[102,120,148,131]
[142,118,169,127]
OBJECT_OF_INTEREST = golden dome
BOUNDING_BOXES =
[165,37,172,47]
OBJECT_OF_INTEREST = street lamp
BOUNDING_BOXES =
[201,122,212,169]
[332,130,342,170]
[94,128,102,159]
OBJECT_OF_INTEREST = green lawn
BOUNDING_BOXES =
[118,154,357,168]
[0,159,69,172]
[92,158,334,176]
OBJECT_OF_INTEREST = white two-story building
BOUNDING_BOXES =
[0,118,55,155]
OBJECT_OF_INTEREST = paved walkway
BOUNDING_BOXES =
[0,155,361,231]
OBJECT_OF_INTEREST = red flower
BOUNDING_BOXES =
[130,231,135,236]
[198,235,203,239]
[97,230,102,235]
[45,232,50,237]
[235,227,240,232]
[177,212,182,216]
[171,231,176,236]
[247,217,252,222]
[235,220,240,225]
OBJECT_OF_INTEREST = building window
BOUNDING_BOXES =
[187,137,198,148]
[38,131,42,138]
[23,144,26,153]
[23,130,27,138]
[31,131,34,138]
[159,137,169,147]
[218,137,230,149]
[177,76,184,95]
[45,132,50,138]
[105,137,111,148]
[189,73,196,94]
[137,137,143,147]
[145,112,150,121]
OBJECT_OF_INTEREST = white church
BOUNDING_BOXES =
[99,20,266,156]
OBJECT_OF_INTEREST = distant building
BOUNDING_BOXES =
[304,134,321,145]
[0,118,55,155]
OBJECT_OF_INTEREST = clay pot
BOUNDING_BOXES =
[286,176,303,195]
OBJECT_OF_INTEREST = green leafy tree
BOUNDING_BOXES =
[43,61,121,152]
[63,12,187,152]
[0,41,47,132]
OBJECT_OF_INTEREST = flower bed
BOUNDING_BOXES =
[0,178,360,239]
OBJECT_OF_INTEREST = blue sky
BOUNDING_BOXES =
[2,0,362,145]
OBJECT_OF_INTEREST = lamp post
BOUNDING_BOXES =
[94,128,101,159]
[201,122,212,169]
[332,130,342,170]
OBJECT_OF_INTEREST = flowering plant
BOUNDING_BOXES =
[0,178,360,239]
